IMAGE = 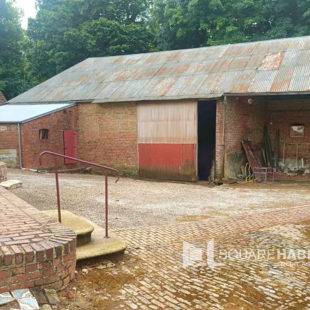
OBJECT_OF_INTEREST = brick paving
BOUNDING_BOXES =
[0,187,76,293]
[76,205,310,309]
[7,170,310,309]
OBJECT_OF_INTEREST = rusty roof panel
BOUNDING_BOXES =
[295,50,310,66]
[227,56,251,70]
[270,67,294,92]
[246,55,265,69]
[259,52,284,71]
[248,71,278,93]
[229,70,256,93]
[289,66,310,92]
[281,50,300,67]
[223,42,257,57]
[9,36,310,104]
[197,73,222,95]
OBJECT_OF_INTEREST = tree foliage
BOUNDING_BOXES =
[2,0,310,99]
[26,0,155,83]
[152,0,310,49]
[0,0,27,99]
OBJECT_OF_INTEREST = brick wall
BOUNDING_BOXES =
[0,241,76,293]
[216,97,267,179]
[215,96,310,179]
[266,98,310,171]
[215,100,224,180]
[0,124,19,167]
[0,187,76,293]
[0,92,6,106]
[77,103,138,174]
[21,107,78,168]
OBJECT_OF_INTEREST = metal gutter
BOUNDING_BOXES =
[8,100,87,105]
[18,123,23,169]
[222,96,228,179]
[224,92,310,97]
[92,95,222,104]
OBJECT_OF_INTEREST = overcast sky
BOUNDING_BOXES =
[15,0,37,29]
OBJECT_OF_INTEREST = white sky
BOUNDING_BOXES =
[14,0,37,29]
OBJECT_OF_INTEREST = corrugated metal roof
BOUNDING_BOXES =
[0,103,75,123]
[9,36,310,104]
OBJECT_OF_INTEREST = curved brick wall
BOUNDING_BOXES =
[0,187,76,293]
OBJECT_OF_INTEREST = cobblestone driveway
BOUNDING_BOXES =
[59,205,310,309]
[8,170,310,309]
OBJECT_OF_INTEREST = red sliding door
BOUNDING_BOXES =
[138,101,197,181]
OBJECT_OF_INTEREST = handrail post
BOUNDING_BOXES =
[105,170,108,238]
[54,156,61,223]
[39,151,120,234]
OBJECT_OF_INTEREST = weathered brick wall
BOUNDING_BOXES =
[77,103,138,174]
[0,92,6,106]
[216,97,267,179]
[0,242,76,293]
[215,97,310,179]
[0,187,76,293]
[0,124,19,167]
[22,107,78,168]
[215,100,225,180]
[266,98,310,170]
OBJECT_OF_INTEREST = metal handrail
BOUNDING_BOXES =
[39,151,120,238]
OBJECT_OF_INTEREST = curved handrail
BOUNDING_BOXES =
[39,151,120,238]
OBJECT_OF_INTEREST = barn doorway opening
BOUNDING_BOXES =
[198,101,216,180]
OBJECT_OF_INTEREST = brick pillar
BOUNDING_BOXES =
[215,99,225,180]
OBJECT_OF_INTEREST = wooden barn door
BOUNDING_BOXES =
[63,130,77,164]
[137,101,197,181]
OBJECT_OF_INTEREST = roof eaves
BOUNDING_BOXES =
[20,102,76,124]
[7,100,82,105]
[223,91,310,97]
[91,94,223,104]
[0,102,76,124]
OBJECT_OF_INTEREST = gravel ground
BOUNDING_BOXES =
[7,168,310,229]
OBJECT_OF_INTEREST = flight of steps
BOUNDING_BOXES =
[43,210,127,261]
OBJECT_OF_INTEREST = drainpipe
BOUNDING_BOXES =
[18,123,23,169]
[222,96,227,179]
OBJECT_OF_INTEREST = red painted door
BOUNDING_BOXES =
[63,130,77,164]
[137,102,197,181]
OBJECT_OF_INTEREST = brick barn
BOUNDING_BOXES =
[3,36,310,181]
[0,91,6,105]
[0,103,77,168]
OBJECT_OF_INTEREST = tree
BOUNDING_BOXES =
[0,0,26,99]
[151,0,310,50]
[26,0,156,84]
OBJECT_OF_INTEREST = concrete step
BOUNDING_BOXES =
[43,210,127,261]
[43,210,94,246]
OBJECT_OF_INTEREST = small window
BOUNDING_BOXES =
[39,129,49,140]
[290,125,304,137]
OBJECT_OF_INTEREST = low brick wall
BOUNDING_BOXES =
[0,187,76,293]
